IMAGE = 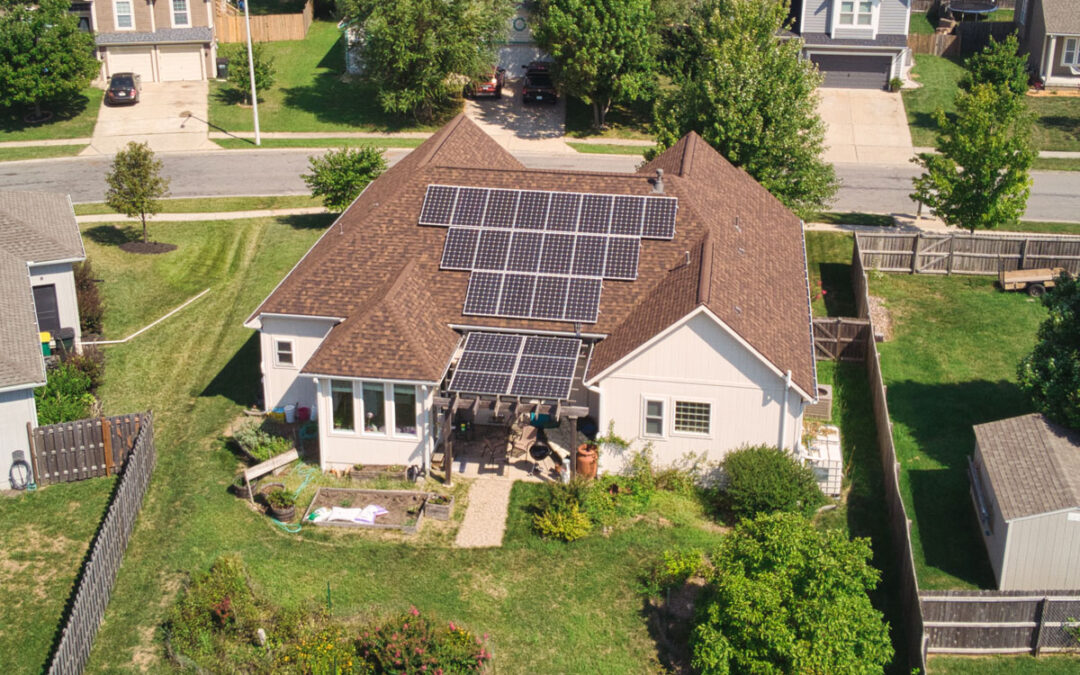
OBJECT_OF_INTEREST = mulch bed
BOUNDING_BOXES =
[308,488,426,527]
[120,241,177,254]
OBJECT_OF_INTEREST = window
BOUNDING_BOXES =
[362,382,386,433]
[394,385,417,436]
[1063,38,1079,68]
[172,0,189,26]
[643,399,664,437]
[838,0,873,26]
[115,0,133,28]
[275,340,294,367]
[331,380,354,432]
[674,401,711,435]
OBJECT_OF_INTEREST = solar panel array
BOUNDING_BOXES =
[421,185,678,324]
[447,332,583,400]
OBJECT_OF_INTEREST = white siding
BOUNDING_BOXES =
[258,315,336,413]
[1001,509,1080,590]
[28,262,81,345]
[804,0,831,33]
[878,0,909,35]
[834,26,875,40]
[0,388,38,490]
[973,444,1010,586]
[595,311,805,474]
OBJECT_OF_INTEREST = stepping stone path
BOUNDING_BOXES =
[454,479,514,548]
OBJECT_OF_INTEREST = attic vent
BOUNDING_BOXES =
[734,305,742,315]
[652,169,665,194]
[738,247,746,256]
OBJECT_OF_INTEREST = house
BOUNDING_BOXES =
[788,0,912,88]
[244,116,816,477]
[89,0,217,82]
[969,413,1080,590]
[0,192,86,490]
[1016,0,1080,88]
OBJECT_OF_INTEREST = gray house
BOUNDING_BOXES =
[970,413,1080,591]
[1016,0,1080,88]
[789,0,912,88]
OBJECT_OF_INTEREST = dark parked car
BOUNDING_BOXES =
[521,62,557,104]
[105,72,141,105]
[464,67,506,99]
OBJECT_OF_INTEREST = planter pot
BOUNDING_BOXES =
[269,504,296,521]
[424,495,454,521]
[232,480,256,499]
[576,444,598,480]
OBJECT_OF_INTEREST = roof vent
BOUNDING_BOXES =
[734,216,741,233]
[652,169,665,194]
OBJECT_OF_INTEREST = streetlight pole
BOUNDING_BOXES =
[242,0,261,146]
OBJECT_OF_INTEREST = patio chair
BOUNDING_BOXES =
[507,423,537,462]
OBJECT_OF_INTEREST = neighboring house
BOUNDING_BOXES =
[1016,0,1080,87]
[0,192,86,490]
[970,413,1080,591]
[89,0,216,82]
[788,0,912,88]
[245,115,816,476]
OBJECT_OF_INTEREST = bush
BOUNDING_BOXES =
[643,547,707,596]
[266,489,295,509]
[34,362,95,425]
[302,146,387,212]
[720,445,825,520]
[533,500,592,542]
[355,608,491,672]
[167,555,261,658]
[62,344,105,392]
[233,421,293,461]
[73,260,104,335]
[222,42,275,104]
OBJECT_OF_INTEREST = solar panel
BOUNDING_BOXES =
[514,191,549,229]
[449,370,513,395]
[532,276,569,320]
[603,237,639,280]
[458,351,517,373]
[572,235,607,277]
[510,375,572,400]
[420,185,458,225]
[465,332,522,354]
[642,197,678,239]
[497,273,536,317]
[482,189,518,228]
[538,233,574,275]
[517,355,576,379]
[451,187,488,227]
[506,231,543,273]
[440,228,480,270]
[463,272,503,316]
[564,277,602,322]
[546,193,581,232]
[523,335,580,359]
[610,195,644,236]
[579,194,613,234]
[473,229,511,270]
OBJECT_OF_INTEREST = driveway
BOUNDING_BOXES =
[463,77,572,153]
[818,89,914,165]
[82,81,218,156]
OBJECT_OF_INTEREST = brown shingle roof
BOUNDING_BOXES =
[975,413,1080,521]
[249,117,815,395]
[0,250,46,389]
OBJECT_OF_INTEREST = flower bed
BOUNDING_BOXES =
[350,464,410,481]
[304,487,427,534]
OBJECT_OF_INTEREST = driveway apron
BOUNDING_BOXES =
[818,88,914,165]
[463,77,573,154]
[83,81,218,155]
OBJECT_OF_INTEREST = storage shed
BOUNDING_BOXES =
[969,413,1080,591]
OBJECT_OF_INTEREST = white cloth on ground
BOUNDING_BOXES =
[356,504,389,524]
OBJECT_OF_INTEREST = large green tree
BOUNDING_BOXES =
[303,146,387,212]
[649,0,836,218]
[960,33,1029,98]
[1018,276,1080,430]
[105,142,171,244]
[0,0,99,119]
[911,82,1035,233]
[691,512,893,675]
[345,0,510,123]
[534,0,658,129]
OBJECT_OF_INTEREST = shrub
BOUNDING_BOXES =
[62,344,106,392]
[720,445,825,520]
[73,260,104,335]
[233,422,293,461]
[643,547,707,596]
[222,42,275,104]
[356,608,491,672]
[533,500,592,542]
[302,146,387,212]
[266,489,295,509]
[34,362,94,425]
[167,555,261,658]
[278,624,361,673]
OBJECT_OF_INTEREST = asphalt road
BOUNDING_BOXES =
[2,149,1078,222]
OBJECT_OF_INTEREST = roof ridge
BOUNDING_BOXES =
[1038,415,1080,505]
[681,133,699,176]
[415,114,468,166]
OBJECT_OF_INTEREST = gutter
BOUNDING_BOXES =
[0,381,46,395]
[779,370,792,451]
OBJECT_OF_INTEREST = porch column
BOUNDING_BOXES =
[1044,36,1057,82]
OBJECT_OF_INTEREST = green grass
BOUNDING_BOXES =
[1028,96,1080,152]
[566,141,650,155]
[213,136,426,150]
[0,87,104,141]
[73,195,322,216]
[0,477,117,674]
[988,9,1014,22]
[910,11,936,35]
[1033,157,1080,171]
[0,144,87,162]
[1008,221,1080,234]
[805,232,857,317]
[929,654,1080,674]
[210,21,440,134]
[810,212,896,227]
[565,95,654,140]
[872,274,1047,589]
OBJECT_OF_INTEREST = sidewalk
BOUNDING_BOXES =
[75,206,329,224]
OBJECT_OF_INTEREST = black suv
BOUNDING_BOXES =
[521,61,557,105]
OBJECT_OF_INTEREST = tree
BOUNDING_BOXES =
[910,83,1035,233]
[302,146,387,212]
[649,0,837,218]
[223,42,276,105]
[961,33,1028,98]
[534,0,657,129]
[104,142,171,243]
[720,445,826,520]
[1018,275,1080,429]
[691,512,893,675]
[0,0,100,119]
[349,0,511,123]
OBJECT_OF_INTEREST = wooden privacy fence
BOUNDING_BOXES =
[47,412,155,675]
[28,413,147,485]
[909,32,961,57]
[856,232,1080,277]
[215,0,313,43]
[956,20,1018,55]
[922,591,1080,655]
[812,317,870,362]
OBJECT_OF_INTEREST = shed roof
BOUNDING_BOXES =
[1038,0,1080,35]
[974,413,1080,521]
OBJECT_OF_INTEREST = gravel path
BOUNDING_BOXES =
[454,480,514,548]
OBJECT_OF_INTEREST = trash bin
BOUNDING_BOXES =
[216,57,229,80]
[40,331,51,356]
[57,327,76,354]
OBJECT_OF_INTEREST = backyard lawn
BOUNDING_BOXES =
[805,231,857,318]
[0,88,104,142]
[930,654,1080,674]
[872,273,1047,589]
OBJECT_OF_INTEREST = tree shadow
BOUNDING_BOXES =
[200,332,260,407]
[0,91,92,134]
[279,74,420,132]
[211,85,249,107]
[280,213,335,230]
[1037,115,1080,140]
[819,262,857,317]
[83,224,142,246]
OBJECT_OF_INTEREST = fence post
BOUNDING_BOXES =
[912,234,922,274]
[947,236,956,276]
[26,421,40,485]
[1032,596,1047,656]
[1020,238,1029,270]
[102,418,114,476]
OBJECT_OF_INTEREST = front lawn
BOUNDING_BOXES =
[0,87,103,141]
[1028,95,1080,152]
[1009,221,1080,234]
[74,195,321,215]
[213,136,426,150]
[565,96,653,140]
[872,274,1047,589]
[209,21,437,133]
[0,144,87,162]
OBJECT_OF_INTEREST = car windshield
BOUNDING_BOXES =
[527,74,553,87]
[111,76,135,89]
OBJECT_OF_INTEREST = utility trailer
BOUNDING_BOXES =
[998,267,1069,297]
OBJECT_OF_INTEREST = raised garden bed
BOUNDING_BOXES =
[304,487,427,534]
[350,464,410,482]
[424,494,454,520]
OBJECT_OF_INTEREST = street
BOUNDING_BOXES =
[1,149,1077,222]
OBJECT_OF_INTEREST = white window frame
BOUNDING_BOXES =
[672,399,713,438]
[114,0,134,30]
[329,380,356,435]
[641,396,665,439]
[392,384,419,438]
[273,339,295,368]
[1062,38,1080,68]
[171,0,190,27]
[837,0,874,26]
[359,382,388,437]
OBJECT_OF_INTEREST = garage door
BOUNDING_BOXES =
[811,54,891,90]
[158,45,204,81]
[109,46,154,81]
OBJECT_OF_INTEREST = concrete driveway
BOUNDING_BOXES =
[818,88,914,165]
[463,77,571,153]
[82,81,218,156]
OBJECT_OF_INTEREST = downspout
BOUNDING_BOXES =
[779,370,792,451]
[312,377,323,471]
[422,385,432,477]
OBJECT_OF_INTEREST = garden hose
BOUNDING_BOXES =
[269,464,319,534]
